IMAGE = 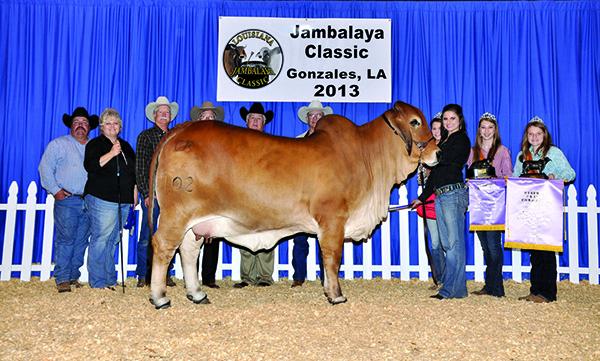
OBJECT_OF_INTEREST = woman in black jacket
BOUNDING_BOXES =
[84,108,136,289]
[413,104,470,299]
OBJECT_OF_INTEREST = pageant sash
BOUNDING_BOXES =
[468,178,506,231]
[504,177,565,252]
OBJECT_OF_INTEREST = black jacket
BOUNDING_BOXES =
[419,130,470,202]
[84,134,136,203]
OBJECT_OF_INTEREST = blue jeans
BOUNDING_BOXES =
[476,230,505,297]
[426,218,445,283]
[292,235,310,281]
[53,196,90,284]
[85,195,129,288]
[435,187,468,298]
[136,198,159,278]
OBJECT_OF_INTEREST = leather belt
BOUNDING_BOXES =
[435,182,467,196]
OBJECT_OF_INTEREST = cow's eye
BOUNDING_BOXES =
[410,119,421,127]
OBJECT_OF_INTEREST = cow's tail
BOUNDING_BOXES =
[148,125,186,234]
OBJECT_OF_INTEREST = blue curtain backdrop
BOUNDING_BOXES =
[0,0,598,278]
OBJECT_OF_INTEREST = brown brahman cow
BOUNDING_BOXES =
[148,101,439,309]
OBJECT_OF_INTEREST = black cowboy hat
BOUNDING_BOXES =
[239,102,274,124]
[62,107,99,130]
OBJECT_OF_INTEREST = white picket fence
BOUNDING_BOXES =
[1,181,599,284]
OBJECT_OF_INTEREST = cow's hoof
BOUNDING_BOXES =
[328,296,348,305]
[149,296,171,309]
[187,292,210,304]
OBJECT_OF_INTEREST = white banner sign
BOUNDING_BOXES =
[217,17,391,103]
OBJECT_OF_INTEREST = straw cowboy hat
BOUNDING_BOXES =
[145,96,179,122]
[190,101,224,121]
[239,102,274,124]
[62,107,99,130]
[297,100,333,123]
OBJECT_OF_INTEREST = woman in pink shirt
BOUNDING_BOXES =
[467,112,512,297]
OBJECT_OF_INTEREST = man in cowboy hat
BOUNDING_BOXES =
[39,106,99,293]
[233,102,275,288]
[296,100,333,137]
[190,101,225,122]
[189,101,225,289]
[135,95,179,287]
[290,100,332,287]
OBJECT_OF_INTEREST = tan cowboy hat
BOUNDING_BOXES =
[145,96,179,122]
[297,100,333,124]
[190,101,224,121]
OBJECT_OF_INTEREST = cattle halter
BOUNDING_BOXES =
[382,112,433,155]
[382,112,401,136]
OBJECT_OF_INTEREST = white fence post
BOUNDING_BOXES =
[511,249,524,282]
[566,185,579,283]
[1,182,18,281]
[20,182,38,281]
[380,215,392,280]
[398,186,410,281]
[40,193,55,281]
[307,237,318,281]
[343,242,353,280]
[363,236,373,280]
[587,186,599,284]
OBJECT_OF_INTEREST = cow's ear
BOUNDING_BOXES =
[394,101,404,113]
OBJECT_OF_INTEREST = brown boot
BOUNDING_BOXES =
[530,294,551,303]
[166,276,176,287]
[518,293,534,301]
[291,280,304,288]
[57,282,71,293]
[70,280,83,288]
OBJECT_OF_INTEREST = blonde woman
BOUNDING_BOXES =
[84,108,136,289]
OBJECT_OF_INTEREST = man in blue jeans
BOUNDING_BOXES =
[290,101,332,287]
[39,107,99,293]
[135,96,179,287]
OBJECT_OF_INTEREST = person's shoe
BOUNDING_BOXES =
[471,288,489,296]
[291,280,304,288]
[256,281,272,287]
[104,286,116,291]
[166,276,176,287]
[137,278,147,288]
[70,280,84,289]
[428,283,441,291]
[203,283,220,289]
[233,281,250,289]
[530,294,551,303]
[430,294,445,300]
[57,282,71,293]
[518,293,534,301]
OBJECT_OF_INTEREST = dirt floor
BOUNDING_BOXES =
[1,278,599,361]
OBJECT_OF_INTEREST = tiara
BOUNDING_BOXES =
[432,111,442,120]
[529,115,544,124]
[480,112,497,122]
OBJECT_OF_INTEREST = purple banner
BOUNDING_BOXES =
[468,179,506,231]
[505,177,565,252]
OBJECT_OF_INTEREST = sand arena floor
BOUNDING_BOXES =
[1,278,599,361]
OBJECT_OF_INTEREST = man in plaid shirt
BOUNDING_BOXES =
[135,96,179,287]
